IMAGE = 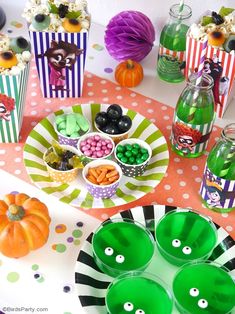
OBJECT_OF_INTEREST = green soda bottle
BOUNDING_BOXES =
[171,73,215,158]
[157,4,192,83]
[200,123,235,212]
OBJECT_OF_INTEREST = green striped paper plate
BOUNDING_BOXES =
[23,104,169,208]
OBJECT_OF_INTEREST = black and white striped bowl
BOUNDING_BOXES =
[75,205,235,313]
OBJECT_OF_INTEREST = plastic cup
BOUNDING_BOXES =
[155,209,218,266]
[92,218,155,277]
[173,261,235,314]
[106,271,173,314]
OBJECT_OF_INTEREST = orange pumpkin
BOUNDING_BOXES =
[0,193,51,258]
[115,59,144,87]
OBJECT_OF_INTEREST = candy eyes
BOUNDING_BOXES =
[190,288,199,297]
[172,239,181,247]
[116,255,125,264]
[189,288,208,309]
[136,310,145,314]
[198,299,208,309]
[182,246,192,255]
[105,247,113,256]
[124,302,133,311]
[172,239,192,255]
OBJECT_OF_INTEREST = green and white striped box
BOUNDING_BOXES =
[0,62,30,143]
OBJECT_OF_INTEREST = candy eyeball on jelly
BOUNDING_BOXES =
[172,239,181,247]
[198,299,208,309]
[124,302,134,312]
[182,246,192,255]
[135,310,145,314]
[116,254,125,264]
[189,288,199,297]
[32,14,50,31]
[105,247,114,256]
[10,36,31,54]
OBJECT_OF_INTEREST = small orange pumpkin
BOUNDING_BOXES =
[115,59,144,87]
[0,193,51,258]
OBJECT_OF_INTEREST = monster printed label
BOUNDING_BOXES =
[200,164,235,210]
[171,115,214,156]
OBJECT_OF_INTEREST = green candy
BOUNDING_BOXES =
[141,153,149,161]
[132,149,139,156]
[66,114,77,136]
[140,148,148,155]
[57,121,66,131]
[75,113,89,132]
[59,129,67,136]
[70,132,80,138]
[136,158,143,165]
[117,145,125,153]
[55,115,66,125]
[125,144,132,151]
[121,157,128,163]
[117,152,124,159]
[125,151,132,158]
[128,157,135,164]
[133,143,140,150]
[137,154,142,159]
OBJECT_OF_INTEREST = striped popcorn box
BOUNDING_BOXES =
[29,30,88,98]
[186,30,235,118]
[0,63,30,143]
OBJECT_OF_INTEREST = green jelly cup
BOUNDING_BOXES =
[106,271,173,314]
[155,209,218,266]
[173,261,235,314]
[92,218,155,277]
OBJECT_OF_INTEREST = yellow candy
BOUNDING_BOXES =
[62,18,82,33]
[0,51,18,69]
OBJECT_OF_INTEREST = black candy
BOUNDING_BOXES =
[95,112,108,127]
[102,123,119,135]
[107,104,123,120]
[35,14,46,22]
[117,115,132,133]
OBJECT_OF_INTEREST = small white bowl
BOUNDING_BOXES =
[77,132,115,163]
[82,159,122,199]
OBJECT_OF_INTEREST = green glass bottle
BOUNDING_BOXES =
[157,4,192,83]
[171,73,215,158]
[200,123,235,212]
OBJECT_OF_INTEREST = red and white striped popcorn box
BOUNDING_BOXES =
[29,30,88,98]
[185,19,235,118]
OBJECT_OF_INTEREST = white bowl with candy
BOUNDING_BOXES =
[77,132,114,163]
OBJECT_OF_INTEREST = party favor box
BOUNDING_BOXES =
[0,63,30,143]
[185,16,235,118]
[29,30,88,98]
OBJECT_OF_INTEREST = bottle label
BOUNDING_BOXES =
[171,115,215,155]
[200,164,235,209]
[158,44,186,75]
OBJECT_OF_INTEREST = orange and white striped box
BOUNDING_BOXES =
[186,35,235,118]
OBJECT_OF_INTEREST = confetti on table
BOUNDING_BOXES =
[10,21,23,28]
[92,43,104,51]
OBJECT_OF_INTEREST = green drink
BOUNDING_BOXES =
[171,73,215,158]
[200,123,235,212]
[157,4,192,83]
[173,262,235,314]
[92,219,155,277]
[155,210,217,266]
[106,272,173,314]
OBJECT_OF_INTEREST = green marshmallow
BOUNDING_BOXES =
[59,129,68,136]
[55,115,66,125]
[57,121,66,131]
[66,114,77,136]
[70,132,80,138]
[75,113,89,132]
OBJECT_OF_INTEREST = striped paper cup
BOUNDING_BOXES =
[0,63,30,143]
[29,30,88,98]
[186,11,235,118]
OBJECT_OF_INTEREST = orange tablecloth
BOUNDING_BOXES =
[0,62,234,239]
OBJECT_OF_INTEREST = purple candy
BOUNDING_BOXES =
[91,141,96,146]
[95,146,101,151]
[92,152,97,158]
[81,146,86,152]
[107,143,113,149]
[97,142,102,147]
[90,146,96,151]
[80,141,86,147]
[105,149,111,155]
[94,135,101,141]
[84,150,92,157]
[101,140,106,146]
[105,139,111,144]
[102,146,107,151]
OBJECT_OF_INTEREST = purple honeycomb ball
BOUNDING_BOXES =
[105,10,155,62]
